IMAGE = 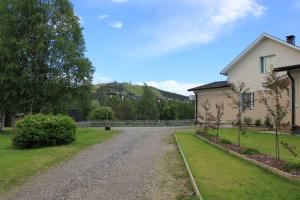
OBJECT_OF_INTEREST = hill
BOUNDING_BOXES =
[92,82,189,101]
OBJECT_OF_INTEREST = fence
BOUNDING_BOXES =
[77,120,195,128]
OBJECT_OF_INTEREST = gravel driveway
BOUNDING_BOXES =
[2,127,184,200]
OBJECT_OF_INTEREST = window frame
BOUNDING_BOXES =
[241,92,255,110]
[260,55,275,74]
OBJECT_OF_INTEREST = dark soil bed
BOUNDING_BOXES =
[196,131,300,176]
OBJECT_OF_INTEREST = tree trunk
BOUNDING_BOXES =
[0,113,4,131]
[275,125,280,160]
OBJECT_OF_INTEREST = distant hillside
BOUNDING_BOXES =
[92,82,189,101]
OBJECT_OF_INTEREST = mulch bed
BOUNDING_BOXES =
[197,132,300,176]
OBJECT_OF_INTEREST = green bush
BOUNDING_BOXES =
[13,115,76,149]
[241,148,260,155]
[282,162,300,172]
[88,107,114,120]
[243,117,252,125]
[255,119,261,127]
[220,139,232,145]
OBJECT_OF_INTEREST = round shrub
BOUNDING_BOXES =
[88,107,114,120]
[13,114,76,149]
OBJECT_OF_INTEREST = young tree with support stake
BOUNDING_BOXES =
[225,82,250,146]
[258,68,289,160]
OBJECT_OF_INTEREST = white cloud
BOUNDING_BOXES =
[109,21,123,29]
[209,0,265,25]
[127,0,266,57]
[93,74,112,84]
[98,14,110,20]
[136,80,201,96]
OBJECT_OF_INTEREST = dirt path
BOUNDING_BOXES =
[2,127,191,200]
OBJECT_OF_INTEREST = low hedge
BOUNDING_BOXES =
[13,114,77,149]
[241,148,260,155]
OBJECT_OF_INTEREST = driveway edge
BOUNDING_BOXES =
[174,134,203,200]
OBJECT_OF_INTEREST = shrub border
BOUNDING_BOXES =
[174,134,203,200]
[194,134,300,181]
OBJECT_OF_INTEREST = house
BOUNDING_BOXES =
[274,64,300,133]
[189,33,300,133]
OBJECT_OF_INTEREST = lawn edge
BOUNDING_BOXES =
[194,133,300,181]
[174,133,203,200]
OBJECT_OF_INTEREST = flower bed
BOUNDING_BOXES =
[196,131,300,176]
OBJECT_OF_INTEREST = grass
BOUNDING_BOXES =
[164,136,198,200]
[206,128,300,163]
[176,131,300,200]
[0,127,118,194]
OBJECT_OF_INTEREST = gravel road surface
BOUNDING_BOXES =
[2,127,183,200]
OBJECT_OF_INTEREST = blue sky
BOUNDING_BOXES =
[71,0,300,95]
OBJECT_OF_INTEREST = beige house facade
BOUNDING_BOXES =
[189,34,300,133]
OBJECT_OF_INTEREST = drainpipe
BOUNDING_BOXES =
[287,72,295,131]
[194,92,198,125]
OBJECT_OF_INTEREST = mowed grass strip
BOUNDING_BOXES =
[176,131,300,200]
[0,128,118,194]
[207,128,300,163]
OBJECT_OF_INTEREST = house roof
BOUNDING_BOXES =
[220,33,300,75]
[273,64,300,72]
[188,81,230,91]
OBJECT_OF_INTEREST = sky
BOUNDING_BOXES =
[71,0,300,95]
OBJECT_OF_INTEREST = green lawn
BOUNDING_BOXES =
[0,128,118,194]
[206,128,300,163]
[176,131,300,200]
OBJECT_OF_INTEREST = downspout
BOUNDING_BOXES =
[193,92,198,125]
[287,72,295,131]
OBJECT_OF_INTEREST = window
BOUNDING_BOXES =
[241,92,255,109]
[260,55,274,74]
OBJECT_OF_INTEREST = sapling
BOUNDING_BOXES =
[258,67,289,160]
[213,102,224,143]
[225,82,250,146]
[198,99,214,135]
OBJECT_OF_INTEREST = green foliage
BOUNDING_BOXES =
[241,148,260,155]
[255,119,261,127]
[220,138,232,145]
[88,107,114,120]
[243,117,253,125]
[282,162,300,172]
[137,85,159,120]
[160,105,176,120]
[117,98,136,120]
[0,0,93,116]
[13,115,76,149]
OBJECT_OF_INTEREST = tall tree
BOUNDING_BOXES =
[0,0,94,119]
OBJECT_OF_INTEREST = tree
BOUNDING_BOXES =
[0,0,93,119]
[160,104,176,120]
[88,107,114,120]
[258,69,289,160]
[225,82,250,146]
[137,85,158,120]
[213,102,224,142]
[118,98,136,120]
[198,99,213,134]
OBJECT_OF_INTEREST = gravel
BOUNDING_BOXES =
[2,127,183,200]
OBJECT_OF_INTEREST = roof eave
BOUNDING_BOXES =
[219,33,300,75]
